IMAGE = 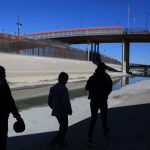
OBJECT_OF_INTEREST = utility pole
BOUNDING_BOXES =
[117,20,120,26]
[81,16,83,28]
[16,16,22,36]
[128,4,130,30]
[133,17,136,27]
[145,11,148,30]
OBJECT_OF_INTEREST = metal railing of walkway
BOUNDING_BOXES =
[24,26,149,40]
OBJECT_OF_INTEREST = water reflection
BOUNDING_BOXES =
[113,76,150,90]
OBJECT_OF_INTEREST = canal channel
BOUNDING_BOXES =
[15,75,150,110]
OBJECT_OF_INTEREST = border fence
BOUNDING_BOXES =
[0,32,121,64]
[0,33,87,60]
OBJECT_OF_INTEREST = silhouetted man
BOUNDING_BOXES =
[48,72,72,146]
[86,63,112,145]
[0,66,24,150]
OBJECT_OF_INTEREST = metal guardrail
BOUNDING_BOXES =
[25,27,150,40]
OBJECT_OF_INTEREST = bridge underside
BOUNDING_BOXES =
[49,33,150,73]
[24,27,150,74]
[51,33,150,44]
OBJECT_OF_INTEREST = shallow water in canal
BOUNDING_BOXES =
[17,75,150,110]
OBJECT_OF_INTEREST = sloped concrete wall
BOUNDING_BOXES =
[0,53,96,83]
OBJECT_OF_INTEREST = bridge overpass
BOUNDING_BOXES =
[130,64,150,74]
[24,26,150,73]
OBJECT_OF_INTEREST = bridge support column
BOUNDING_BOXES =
[94,43,97,61]
[89,43,101,63]
[122,40,130,73]
[95,43,100,63]
[121,76,129,86]
[90,43,94,61]
[144,67,148,76]
[87,44,90,61]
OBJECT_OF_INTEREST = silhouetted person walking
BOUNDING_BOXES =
[86,63,112,145]
[0,66,24,150]
[48,72,72,146]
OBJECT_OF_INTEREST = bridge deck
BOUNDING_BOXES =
[24,26,150,44]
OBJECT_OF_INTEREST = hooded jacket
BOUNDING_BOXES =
[86,71,112,102]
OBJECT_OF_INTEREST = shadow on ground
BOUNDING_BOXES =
[8,103,150,150]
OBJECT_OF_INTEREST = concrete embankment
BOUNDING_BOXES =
[0,53,123,85]
[0,53,96,83]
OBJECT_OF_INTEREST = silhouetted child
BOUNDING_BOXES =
[86,63,112,145]
[48,72,72,146]
[0,66,24,150]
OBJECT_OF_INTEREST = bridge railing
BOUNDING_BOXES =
[123,28,149,33]
[26,28,124,39]
[24,27,150,40]
[55,28,123,37]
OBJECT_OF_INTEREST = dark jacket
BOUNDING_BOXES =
[48,83,72,117]
[86,72,112,102]
[0,79,20,121]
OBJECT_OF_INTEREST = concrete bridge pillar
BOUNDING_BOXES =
[90,43,94,61]
[144,67,148,76]
[95,43,101,63]
[121,76,129,86]
[89,43,100,63]
[122,40,130,73]
[94,43,97,61]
